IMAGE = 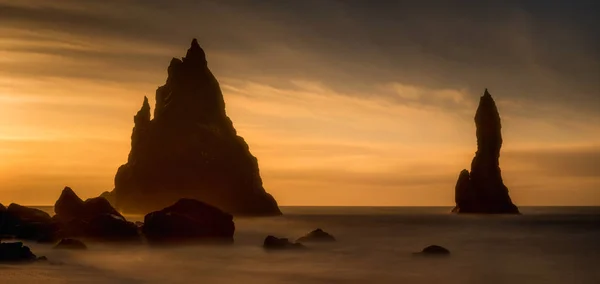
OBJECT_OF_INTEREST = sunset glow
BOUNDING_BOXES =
[0,0,598,206]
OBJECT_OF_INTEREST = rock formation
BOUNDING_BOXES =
[53,187,139,241]
[0,242,46,262]
[263,235,306,250]
[105,39,280,216]
[0,203,58,241]
[296,228,336,243]
[452,89,519,214]
[142,198,234,245]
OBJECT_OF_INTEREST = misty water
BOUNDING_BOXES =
[1,206,598,284]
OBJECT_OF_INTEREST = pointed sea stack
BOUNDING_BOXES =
[106,39,281,216]
[452,89,519,214]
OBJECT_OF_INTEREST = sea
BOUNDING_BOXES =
[1,206,599,284]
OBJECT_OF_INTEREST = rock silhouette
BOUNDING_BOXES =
[0,242,45,262]
[105,38,280,216]
[263,235,305,250]
[53,187,139,241]
[0,203,58,241]
[417,245,450,255]
[296,228,336,243]
[453,89,519,214]
[142,198,235,245]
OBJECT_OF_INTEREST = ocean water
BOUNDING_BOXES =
[1,206,599,284]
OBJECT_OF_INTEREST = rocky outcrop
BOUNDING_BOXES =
[0,242,45,262]
[296,228,336,243]
[106,38,280,216]
[53,187,139,241]
[453,89,519,214]
[142,198,235,245]
[0,203,58,241]
[263,235,305,250]
[55,187,123,221]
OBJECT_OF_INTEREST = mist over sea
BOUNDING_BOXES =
[1,206,598,284]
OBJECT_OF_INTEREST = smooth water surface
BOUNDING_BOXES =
[1,206,598,284]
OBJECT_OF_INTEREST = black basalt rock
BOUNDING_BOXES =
[53,187,139,241]
[142,198,235,245]
[0,242,43,263]
[453,89,519,214]
[263,235,306,250]
[105,38,280,216]
[296,228,336,243]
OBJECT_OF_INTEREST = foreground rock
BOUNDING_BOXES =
[53,187,139,241]
[263,235,305,250]
[142,198,235,245]
[296,228,336,243]
[417,245,450,255]
[0,203,58,241]
[54,238,87,250]
[0,242,46,263]
[452,89,519,214]
[104,38,280,216]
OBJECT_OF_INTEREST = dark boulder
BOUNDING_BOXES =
[106,39,281,216]
[263,235,305,250]
[296,228,336,243]
[0,242,45,263]
[453,89,519,214]
[7,203,51,224]
[53,187,139,241]
[142,198,234,244]
[55,186,123,221]
[54,238,87,250]
[418,245,450,255]
[0,204,58,241]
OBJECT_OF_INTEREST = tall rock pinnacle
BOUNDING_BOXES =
[106,39,281,216]
[452,89,519,214]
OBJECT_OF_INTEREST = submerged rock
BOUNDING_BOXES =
[453,89,519,214]
[142,198,235,244]
[417,245,450,255]
[263,235,305,250]
[106,38,280,216]
[296,228,336,243]
[0,242,43,263]
[54,238,87,250]
[53,187,139,241]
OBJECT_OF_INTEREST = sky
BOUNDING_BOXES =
[0,0,599,206]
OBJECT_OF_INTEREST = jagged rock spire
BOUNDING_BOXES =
[106,39,281,216]
[452,89,519,214]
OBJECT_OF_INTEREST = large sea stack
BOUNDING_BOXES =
[106,39,281,216]
[453,89,519,214]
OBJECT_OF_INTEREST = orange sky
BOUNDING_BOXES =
[0,1,599,206]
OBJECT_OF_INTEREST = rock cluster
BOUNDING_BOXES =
[103,39,280,216]
[1,187,235,246]
[453,89,519,214]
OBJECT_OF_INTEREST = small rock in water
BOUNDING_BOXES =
[54,238,87,250]
[296,228,336,243]
[263,235,305,250]
[418,245,450,255]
